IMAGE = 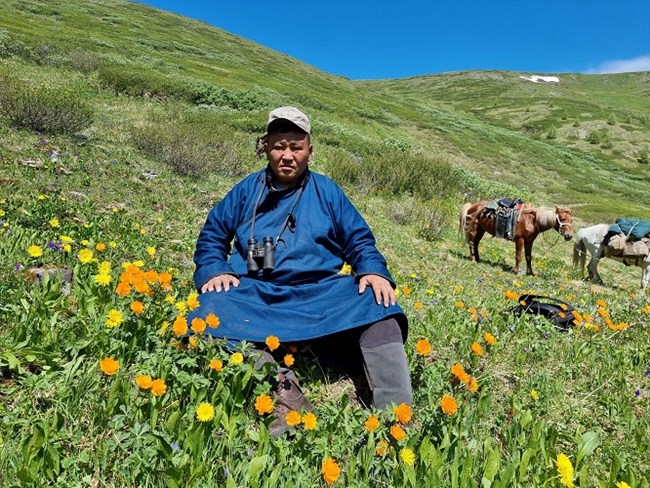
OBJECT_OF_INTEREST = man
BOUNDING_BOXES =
[189,106,412,436]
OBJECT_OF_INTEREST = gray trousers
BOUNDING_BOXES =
[253,317,412,409]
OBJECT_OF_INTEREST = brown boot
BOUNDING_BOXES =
[268,374,314,439]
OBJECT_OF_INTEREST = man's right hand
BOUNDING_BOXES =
[200,274,240,293]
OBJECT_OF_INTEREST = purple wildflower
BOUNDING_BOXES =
[543,332,550,340]
[47,241,63,252]
[15,263,23,271]
[644,369,650,378]
[635,388,641,398]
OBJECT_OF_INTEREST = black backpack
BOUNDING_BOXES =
[510,294,577,330]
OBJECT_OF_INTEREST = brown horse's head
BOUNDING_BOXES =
[555,207,574,241]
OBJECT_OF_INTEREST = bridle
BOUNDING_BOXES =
[555,213,574,240]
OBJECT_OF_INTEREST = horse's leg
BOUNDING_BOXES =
[524,239,535,276]
[514,238,525,274]
[641,264,649,296]
[587,247,604,284]
[471,226,486,263]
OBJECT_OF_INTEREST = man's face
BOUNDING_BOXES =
[265,131,312,187]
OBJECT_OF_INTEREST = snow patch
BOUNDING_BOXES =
[519,75,560,83]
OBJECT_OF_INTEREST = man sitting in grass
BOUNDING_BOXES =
[188,106,412,437]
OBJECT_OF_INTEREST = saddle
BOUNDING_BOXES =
[510,294,577,330]
[484,198,523,241]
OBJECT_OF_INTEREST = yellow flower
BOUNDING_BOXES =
[556,453,575,488]
[321,458,340,486]
[394,403,412,424]
[81,239,90,246]
[400,448,416,466]
[27,245,43,258]
[483,332,496,345]
[255,394,274,415]
[98,261,111,274]
[37,194,46,200]
[60,235,73,243]
[188,335,199,348]
[175,301,188,313]
[616,482,631,488]
[135,374,153,389]
[302,412,317,430]
[109,241,117,248]
[209,358,223,372]
[99,357,119,376]
[467,376,479,393]
[415,339,432,356]
[365,415,380,432]
[230,352,244,365]
[94,273,111,286]
[62,244,71,253]
[78,248,94,264]
[150,378,167,397]
[187,293,200,310]
[471,342,484,356]
[265,335,280,351]
[196,402,215,422]
[283,353,295,367]
[389,424,406,442]
[441,395,457,415]
[48,218,59,227]
[285,410,302,427]
[530,389,539,401]
[105,309,124,328]
[146,246,156,258]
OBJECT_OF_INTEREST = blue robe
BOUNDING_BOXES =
[188,167,407,343]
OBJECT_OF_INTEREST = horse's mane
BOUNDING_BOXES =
[534,207,557,228]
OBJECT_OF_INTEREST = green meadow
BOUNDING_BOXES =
[0,0,648,486]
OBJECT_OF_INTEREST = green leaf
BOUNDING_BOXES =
[166,410,181,433]
[576,431,600,467]
[482,447,501,484]
[247,455,268,488]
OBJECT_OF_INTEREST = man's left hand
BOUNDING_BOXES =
[358,274,396,307]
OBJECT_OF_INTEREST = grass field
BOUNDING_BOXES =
[1,1,649,486]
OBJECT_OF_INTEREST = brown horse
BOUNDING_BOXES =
[460,201,574,275]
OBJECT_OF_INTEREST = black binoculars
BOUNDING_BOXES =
[247,236,275,274]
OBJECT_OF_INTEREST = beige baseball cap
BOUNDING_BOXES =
[265,106,311,135]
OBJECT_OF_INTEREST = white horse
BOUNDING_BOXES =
[573,223,650,296]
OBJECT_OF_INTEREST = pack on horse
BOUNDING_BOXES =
[573,222,650,295]
[460,199,574,275]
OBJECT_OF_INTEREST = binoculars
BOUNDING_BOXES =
[247,236,275,274]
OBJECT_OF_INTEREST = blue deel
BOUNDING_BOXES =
[188,167,407,343]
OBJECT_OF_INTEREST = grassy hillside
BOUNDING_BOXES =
[0,1,648,487]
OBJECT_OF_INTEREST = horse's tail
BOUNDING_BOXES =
[573,235,586,272]
[459,202,472,239]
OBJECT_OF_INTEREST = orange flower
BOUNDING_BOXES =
[375,439,390,456]
[322,458,340,485]
[389,424,406,442]
[450,363,466,380]
[441,395,457,415]
[144,270,159,283]
[394,403,412,424]
[158,271,172,284]
[283,353,295,367]
[455,301,465,309]
[414,301,423,310]
[191,317,207,334]
[133,280,151,295]
[265,335,280,351]
[415,339,432,356]
[135,374,153,389]
[205,313,220,328]
[172,315,188,337]
[99,357,119,376]
[130,301,145,315]
[285,410,302,427]
[402,286,411,295]
[471,342,484,356]
[483,332,496,345]
[209,358,223,371]
[115,282,131,297]
[255,394,274,415]
[504,290,519,301]
[150,378,167,397]
[467,376,479,393]
[95,242,106,251]
[365,415,380,432]
[597,307,609,318]
[302,412,317,430]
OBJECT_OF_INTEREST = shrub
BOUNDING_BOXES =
[68,49,100,74]
[0,29,32,59]
[190,82,271,111]
[97,64,193,100]
[131,106,247,178]
[0,75,94,134]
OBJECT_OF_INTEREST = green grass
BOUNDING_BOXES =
[0,1,649,486]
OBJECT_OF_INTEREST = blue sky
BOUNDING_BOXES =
[138,0,650,80]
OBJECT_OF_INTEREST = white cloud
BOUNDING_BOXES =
[585,55,650,74]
